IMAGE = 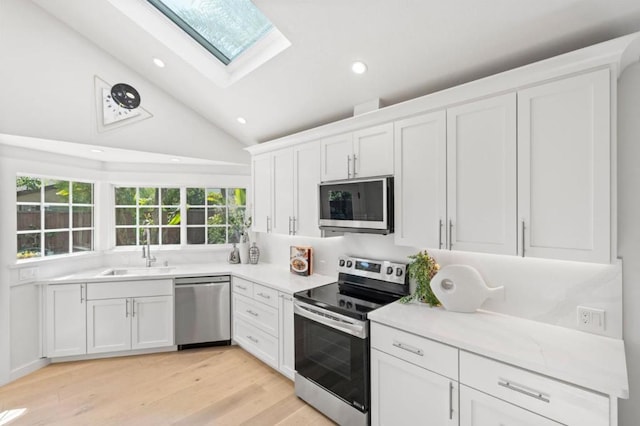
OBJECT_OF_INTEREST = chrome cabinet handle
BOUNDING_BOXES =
[448,220,453,250]
[257,292,270,299]
[125,299,129,318]
[247,335,259,344]
[347,155,351,178]
[392,340,424,356]
[246,309,258,317]
[352,154,357,177]
[132,299,136,317]
[266,216,271,233]
[498,380,550,403]
[292,217,297,235]
[521,220,526,257]
[449,382,454,420]
[236,285,247,291]
[438,219,443,249]
[80,284,84,303]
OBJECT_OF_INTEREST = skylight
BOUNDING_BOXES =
[147,0,274,65]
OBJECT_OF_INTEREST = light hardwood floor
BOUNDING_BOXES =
[0,346,335,425]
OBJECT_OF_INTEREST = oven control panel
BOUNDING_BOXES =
[337,256,408,285]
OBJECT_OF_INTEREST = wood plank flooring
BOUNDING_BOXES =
[0,346,335,425]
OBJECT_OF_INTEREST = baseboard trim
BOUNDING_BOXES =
[10,358,50,382]
[50,346,177,363]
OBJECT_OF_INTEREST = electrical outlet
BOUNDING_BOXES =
[19,267,38,281]
[577,306,606,332]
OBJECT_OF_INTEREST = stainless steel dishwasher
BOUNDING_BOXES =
[175,276,231,349]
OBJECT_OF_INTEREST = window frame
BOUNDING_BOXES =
[16,175,95,261]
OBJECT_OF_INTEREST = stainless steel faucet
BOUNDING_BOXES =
[142,227,156,267]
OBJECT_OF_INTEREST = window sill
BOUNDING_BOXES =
[10,251,102,269]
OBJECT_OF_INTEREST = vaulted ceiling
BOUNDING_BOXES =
[26,0,640,147]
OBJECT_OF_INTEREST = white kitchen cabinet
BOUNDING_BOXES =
[517,68,611,263]
[320,123,393,182]
[46,283,87,357]
[371,348,458,426]
[231,278,296,379]
[394,111,447,249]
[131,296,174,350]
[446,93,517,255]
[252,153,272,233]
[278,292,295,380]
[460,385,561,426]
[86,279,174,354]
[87,298,131,354]
[251,142,321,237]
[459,351,609,426]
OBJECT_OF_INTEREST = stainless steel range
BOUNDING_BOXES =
[293,256,409,426]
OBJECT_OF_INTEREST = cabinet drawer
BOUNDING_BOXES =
[371,322,458,380]
[232,277,253,296]
[252,283,278,308]
[459,351,609,426]
[88,279,172,300]
[233,294,279,337]
[234,317,278,369]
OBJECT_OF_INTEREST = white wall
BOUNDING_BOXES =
[617,61,640,426]
[0,0,249,165]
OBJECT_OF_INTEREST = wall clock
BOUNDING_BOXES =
[94,76,152,132]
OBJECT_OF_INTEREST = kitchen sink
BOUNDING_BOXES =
[99,267,175,277]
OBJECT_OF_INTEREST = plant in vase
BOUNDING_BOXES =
[400,250,441,306]
[229,208,252,263]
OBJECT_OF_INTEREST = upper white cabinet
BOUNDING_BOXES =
[46,283,87,357]
[394,111,447,249]
[447,93,518,255]
[517,68,611,263]
[320,123,394,182]
[252,153,272,233]
[251,141,321,237]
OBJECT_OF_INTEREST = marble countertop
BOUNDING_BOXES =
[44,263,336,295]
[369,301,629,399]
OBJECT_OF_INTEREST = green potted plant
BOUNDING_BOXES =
[400,250,441,306]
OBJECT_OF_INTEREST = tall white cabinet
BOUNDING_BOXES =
[394,111,447,249]
[447,93,518,255]
[251,141,321,237]
[517,68,611,263]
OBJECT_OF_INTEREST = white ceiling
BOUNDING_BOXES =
[31,0,640,146]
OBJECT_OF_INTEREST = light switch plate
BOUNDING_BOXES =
[19,267,38,281]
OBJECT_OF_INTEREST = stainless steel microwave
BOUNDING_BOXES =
[318,176,394,235]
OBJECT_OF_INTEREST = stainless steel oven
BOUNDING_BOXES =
[294,256,409,426]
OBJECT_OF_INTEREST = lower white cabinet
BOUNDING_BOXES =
[460,385,561,426]
[46,279,174,358]
[87,295,174,354]
[231,277,295,379]
[46,283,87,357]
[371,348,458,426]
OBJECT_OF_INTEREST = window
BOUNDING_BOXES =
[114,186,247,247]
[115,187,181,246]
[147,0,273,65]
[16,176,94,259]
[186,187,247,244]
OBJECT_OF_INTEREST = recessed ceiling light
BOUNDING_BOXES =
[351,61,368,74]
[237,117,247,124]
[153,58,165,68]
[170,158,181,162]
[90,149,103,153]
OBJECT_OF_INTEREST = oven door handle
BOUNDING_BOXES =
[294,302,368,339]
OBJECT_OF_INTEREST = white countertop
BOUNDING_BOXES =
[369,301,629,399]
[45,263,336,295]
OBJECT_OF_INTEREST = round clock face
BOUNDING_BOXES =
[102,88,141,125]
[110,83,141,109]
